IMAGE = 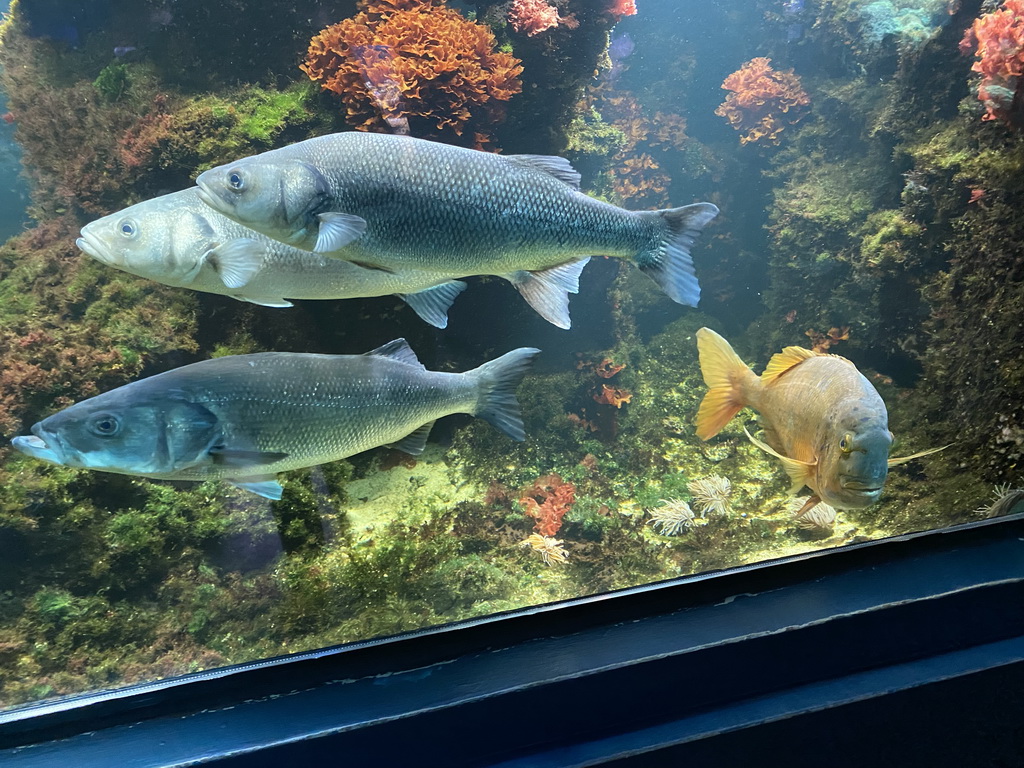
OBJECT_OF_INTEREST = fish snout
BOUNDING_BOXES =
[195,174,231,214]
[76,228,121,267]
[11,423,67,466]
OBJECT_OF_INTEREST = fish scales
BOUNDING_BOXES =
[277,133,653,273]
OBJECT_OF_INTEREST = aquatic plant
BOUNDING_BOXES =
[961,0,1024,127]
[520,474,576,537]
[688,475,732,517]
[300,1,524,147]
[508,0,578,37]
[648,499,696,535]
[715,58,810,145]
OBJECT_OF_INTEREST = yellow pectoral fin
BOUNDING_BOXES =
[888,444,952,467]
[744,426,817,493]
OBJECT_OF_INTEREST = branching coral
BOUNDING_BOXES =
[508,0,578,37]
[301,1,523,147]
[593,384,633,408]
[715,57,810,145]
[961,0,1024,126]
[519,474,575,537]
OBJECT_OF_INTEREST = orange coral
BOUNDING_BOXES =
[961,0,1024,126]
[714,57,810,145]
[593,384,633,408]
[301,1,523,148]
[608,0,638,18]
[594,357,626,378]
[805,325,850,352]
[520,474,575,537]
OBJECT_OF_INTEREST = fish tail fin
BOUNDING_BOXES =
[634,202,719,307]
[695,327,756,440]
[465,347,541,441]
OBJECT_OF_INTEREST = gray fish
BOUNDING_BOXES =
[11,340,539,500]
[195,132,719,328]
[76,188,467,328]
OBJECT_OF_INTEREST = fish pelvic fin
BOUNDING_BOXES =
[465,347,542,441]
[505,257,591,330]
[389,421,435,455]
[887,443,951,467]
[228,476,284,500]
[744,426,817,494]
[695,327,758,440]
[634,202,719,307]
[398,280,467,329]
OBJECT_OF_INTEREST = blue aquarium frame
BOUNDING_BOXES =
[1,513,1022,767]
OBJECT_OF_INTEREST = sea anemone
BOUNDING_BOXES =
[975,483,1024,518]
[520,533,569,565]
[790,497,837,534]
[688,475,732,517]
[648,499,696,535]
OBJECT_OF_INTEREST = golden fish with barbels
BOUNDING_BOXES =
[694,327,945,512]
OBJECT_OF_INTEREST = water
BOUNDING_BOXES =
[0,0,1020,709]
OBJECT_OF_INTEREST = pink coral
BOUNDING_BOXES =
[519,474,575,537]
[607,0,637,18]
[508,0,576,37]
[962,0,1024,126]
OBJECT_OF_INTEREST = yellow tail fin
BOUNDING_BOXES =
[695,327,754,440]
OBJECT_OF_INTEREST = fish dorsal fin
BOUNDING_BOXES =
[505,257,591,329]
[314,212,368,253]
[398,280,467,329]
[234,294,294,308]
[204,238,266,289]
[365,338,425,369]
[761,345,821,384]
[744,426,816,494]
[506,155,582,189]
[228,476,284,500]
[390,421,435,455]
[888,443,951,467]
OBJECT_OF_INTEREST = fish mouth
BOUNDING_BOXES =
[839,478,883,495]
[11,425,65,466]
[194,176,227,212]
[76,229,116,265]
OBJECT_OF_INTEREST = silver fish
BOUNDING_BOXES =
[195,132,719,329]
[11,340,540,500]
[76,188,467,328]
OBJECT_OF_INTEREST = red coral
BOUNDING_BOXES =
[508,0,576,36]
[593,384,632,408]
[301,1,523,148]
[608,0,638,18]
[714,57,810,145]
[519,474,575,537]
[962,0,1024,126]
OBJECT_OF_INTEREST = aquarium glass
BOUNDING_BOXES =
[0,0,1020,711]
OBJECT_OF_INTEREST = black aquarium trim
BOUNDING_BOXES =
[1,514,1023,766]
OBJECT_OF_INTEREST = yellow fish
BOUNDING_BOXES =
[694,327,944,512]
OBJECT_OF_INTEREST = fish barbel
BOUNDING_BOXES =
[11,340,540,499]
[694,327,945,510]
[195,132,719,329]
[76,188,467,328]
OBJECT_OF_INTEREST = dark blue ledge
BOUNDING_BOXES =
[2,513,1023,767]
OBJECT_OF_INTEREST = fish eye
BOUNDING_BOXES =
[89,413,121,437]
[839,434,853,453]
[228,170,245,191]
[118,218,138,238]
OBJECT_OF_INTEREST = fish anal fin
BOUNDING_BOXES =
[744,426,816,493]
[390,421,435,455]
[365,338,425,368]
[506,257,590,330]
[234,294,294,308]
[314,212,367,253]
[505,154,582,189]
[888,443,951,467]
[228,476,283,500]
[695,327,755,440]
[399,280,467,328]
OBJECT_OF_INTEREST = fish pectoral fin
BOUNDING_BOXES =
[204,238,266,289]
[744,426,816,493]
[505,257,591,330]
[232,294,294,308]
[887,443,952,467]
[505,154,582,189]
[398,280,468,329]
[389,421,435,456]
[227,476,284,500]
[314,212,367,253]
[209,447,289,468]
[365,338,425,369]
